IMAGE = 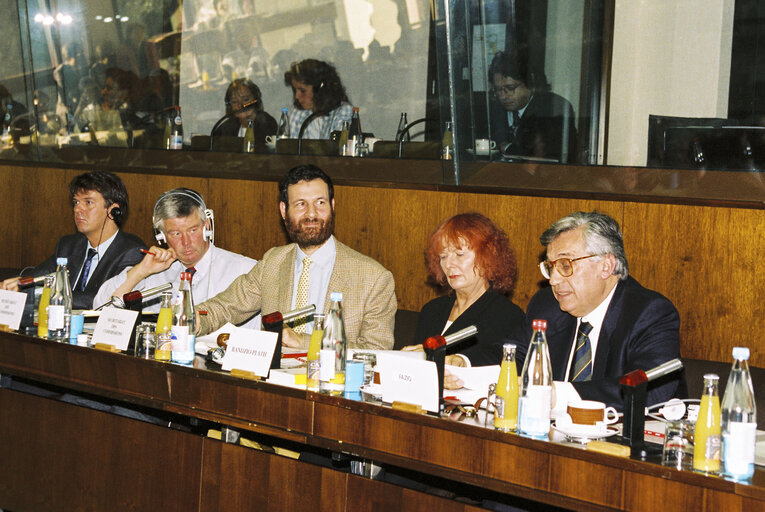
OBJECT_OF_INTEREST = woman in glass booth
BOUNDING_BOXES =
[212,78,277,150]
[283,59,353,140]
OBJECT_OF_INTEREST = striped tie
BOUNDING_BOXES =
[293,256,311,334]
[570,322,593,382]
[77,248,98,292]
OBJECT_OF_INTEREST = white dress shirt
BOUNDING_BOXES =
[93,243,259,328]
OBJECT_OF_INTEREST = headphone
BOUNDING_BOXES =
[107,206,122,223]
[153,189,214,245]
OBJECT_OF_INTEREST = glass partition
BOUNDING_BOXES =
[1,1,764,204]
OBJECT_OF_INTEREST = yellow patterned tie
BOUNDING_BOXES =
[293,256,312,333]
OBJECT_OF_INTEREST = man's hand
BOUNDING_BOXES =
[0,277,20,292]
[400,343,423,352]
[281,326,303,349]
[135,246,177,277]
[444,354,466,389]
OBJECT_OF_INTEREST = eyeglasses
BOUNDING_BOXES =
[490,83,523,98]
[539,254,599,279]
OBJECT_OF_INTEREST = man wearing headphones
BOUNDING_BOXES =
[0,170,146,309]
[93,188,258,326]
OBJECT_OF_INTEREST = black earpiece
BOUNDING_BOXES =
[108,206,122,222]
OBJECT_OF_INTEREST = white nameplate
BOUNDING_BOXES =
[221,327,278,377]
[92,308,139,350]
[377,352,439,413]
[0,289,27,330]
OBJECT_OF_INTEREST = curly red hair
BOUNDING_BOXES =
[425,213,517,294]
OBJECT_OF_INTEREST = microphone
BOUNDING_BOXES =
[95,282,173,310]
[209,99,260,149]
[619,358,684,387]
[396,117,429,158]
[423,325,478,350]
[18,273,55,288]
[262,304,316,370]
[297,112,319,156]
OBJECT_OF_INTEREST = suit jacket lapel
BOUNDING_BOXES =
[85,231,121,290]
[548,313,577,380]
[325,241,350,314]
[592,280,626,379]
[444,290,494,336]
[278,244,297,313]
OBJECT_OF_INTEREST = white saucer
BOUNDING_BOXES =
[551,424,619,441]
[466,148,500,157]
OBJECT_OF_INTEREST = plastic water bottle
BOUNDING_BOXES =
[319,292,347,395]
[518,319,552,438]
[48,258,72,342]
[721,346,757,481]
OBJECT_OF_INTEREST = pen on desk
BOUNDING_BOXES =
[283,352,308,359]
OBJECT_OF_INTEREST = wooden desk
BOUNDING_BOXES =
[0,332,762,511]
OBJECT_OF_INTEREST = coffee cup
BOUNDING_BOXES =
[474,138,496,155]
[265,135,276,152]
[566,400,619,426]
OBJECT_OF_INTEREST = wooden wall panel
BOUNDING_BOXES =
[0,164,762,366]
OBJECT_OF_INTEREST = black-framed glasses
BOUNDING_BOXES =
[490,83,523,98]
[539,254,599,279]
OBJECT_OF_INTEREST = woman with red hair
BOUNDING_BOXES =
[403,213,524,387]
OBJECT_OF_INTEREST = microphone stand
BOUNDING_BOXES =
[209,100,259,150]
[423,325,478,409]
[620,358,684,458]
[262,304,316,371]
[395,117,428,158]
[297,112,319,156]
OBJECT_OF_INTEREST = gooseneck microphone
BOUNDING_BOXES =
[297,112,319,156]
[209,99,259,150]
[423,325,478,350]
[95,282,173,310]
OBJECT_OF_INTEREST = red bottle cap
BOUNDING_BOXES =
[532,319,547,331]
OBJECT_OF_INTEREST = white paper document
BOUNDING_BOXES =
[0,289,28,330]
[446,364,500,392]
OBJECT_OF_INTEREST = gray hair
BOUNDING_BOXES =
[540,211,629,279]
[152,188,207,233]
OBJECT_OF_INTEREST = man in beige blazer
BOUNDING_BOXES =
[196,164,397,350]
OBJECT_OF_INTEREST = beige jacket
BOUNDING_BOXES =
[197,239,397,350]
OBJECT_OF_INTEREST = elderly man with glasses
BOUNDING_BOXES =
[514,211,684,412]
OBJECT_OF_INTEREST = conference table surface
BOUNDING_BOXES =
[0,330,763,511]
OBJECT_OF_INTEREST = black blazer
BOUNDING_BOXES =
[514,276,684,410]
[212,112,278,151]
[413,289,525,366]
[29,231,146,309]
[490,90,578,163]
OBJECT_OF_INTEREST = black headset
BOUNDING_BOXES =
[107,206,122,223]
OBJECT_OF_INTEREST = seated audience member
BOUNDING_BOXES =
[195,164,396,350]
[515,211,683,411]
[0,84,27,128]
[402,213,524,389]
[94,188,258,327]
[488,49,578,163]
[0,171,146,309]
[212,78,277,150]
[283,59,353,139]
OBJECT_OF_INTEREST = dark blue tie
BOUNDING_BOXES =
[570,322,593,382]
[77,248,98,292]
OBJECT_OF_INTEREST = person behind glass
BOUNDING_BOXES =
[93,188,259,327]
[514,211,684,412]
[283,59,353,139]
[0,171,146,310]
[100,67,141,131]
[0,84,27,125]
[402,213,524,389]
[488,49,578,163]
[212,78,277,150]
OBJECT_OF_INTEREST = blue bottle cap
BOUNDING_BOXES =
[56,257,67,265]
[330,291,343,302]
[732,347,750,360]
[282,107,288,113]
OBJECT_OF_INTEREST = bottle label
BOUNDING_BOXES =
[518,385,551,436]
[170,325,189,352]
[48,305,65,330]
[319,349,335,381]
[705,434,721,461]
[174,115,182,126]
[495,395,505,419]
[307,359,321,382]
[724,422,756,478]
[169,135,183,150]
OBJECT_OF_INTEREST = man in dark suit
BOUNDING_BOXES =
[1,171,146,309]
[515,211,682,411]
[488,50,578,163]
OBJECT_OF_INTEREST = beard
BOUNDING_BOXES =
[285,210,335,248]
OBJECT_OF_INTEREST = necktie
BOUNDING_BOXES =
[293,256,312,334]
[509,111,521,143]
[570,322,593,382]
[77,248,98,292]
[185,266,196,284]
